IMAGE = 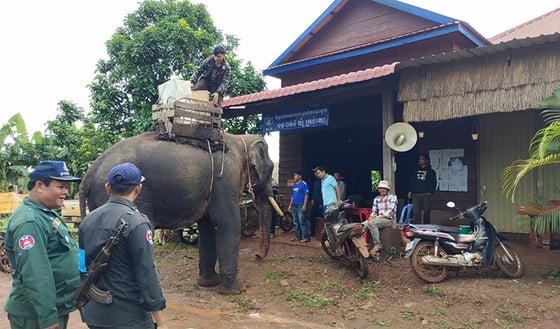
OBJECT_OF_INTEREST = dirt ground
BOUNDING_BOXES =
[1,229,560,329]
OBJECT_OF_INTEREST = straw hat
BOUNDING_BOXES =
[377,180,391,190]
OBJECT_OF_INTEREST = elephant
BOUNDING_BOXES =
[79,131,274,294]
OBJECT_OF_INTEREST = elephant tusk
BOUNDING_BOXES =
[268,196,284,217]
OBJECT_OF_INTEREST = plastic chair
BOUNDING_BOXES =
[398,203,413,225]
[358,208,372,244]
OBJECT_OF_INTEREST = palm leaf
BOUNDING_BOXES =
[502,153,560,202]
[529,122,560,158]
[502,88,560,202]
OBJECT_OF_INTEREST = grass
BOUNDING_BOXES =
[497,308,530,324]
[546,268,560,280]
[263,270,280,283]
[460,320,481,329]
[401,310,419,321]
[543,284,560,299]
[474,295,484,304]
[366,318,391,327]
[428,310,446,317]
[424,284,446,298]
[353,281,378,300]
[284,288,334,309]
[226,295,253,313]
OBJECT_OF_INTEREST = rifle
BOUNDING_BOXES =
[73,216,129,321]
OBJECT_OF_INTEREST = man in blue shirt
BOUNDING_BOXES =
[288,171,310,242]
[314,166,341,253]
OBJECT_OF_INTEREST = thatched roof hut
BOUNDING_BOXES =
[397,34,560,122]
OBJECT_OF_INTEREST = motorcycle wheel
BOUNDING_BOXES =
[278,212,294,232]
[348,242,369,279]
[320,230,335,258]
[494,241,524,278]
[410,241,448,283]
[0,237,11,274]
[182,226,199,245]
[241,207,259,238]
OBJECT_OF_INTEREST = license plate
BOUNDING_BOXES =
[405,241,414,252]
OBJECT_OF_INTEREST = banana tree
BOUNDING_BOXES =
[502,88,560,234]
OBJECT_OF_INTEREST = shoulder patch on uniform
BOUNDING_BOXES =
[18,235,35,250]
[146,229,153,245]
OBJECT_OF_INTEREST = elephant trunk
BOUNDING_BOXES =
[255,195,272,261]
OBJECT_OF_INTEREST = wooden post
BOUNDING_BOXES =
[382,89,395,188]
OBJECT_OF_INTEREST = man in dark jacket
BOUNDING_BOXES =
[191,45,231,107]
[407,153,437,224]
[309,168,323,237]
[78,162,168,329]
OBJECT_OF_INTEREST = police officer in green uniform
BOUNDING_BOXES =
[4,161,81,329]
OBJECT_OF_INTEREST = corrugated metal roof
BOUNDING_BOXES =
[222,62,398,108]
[490,7,560,43]
[396,33,560,70]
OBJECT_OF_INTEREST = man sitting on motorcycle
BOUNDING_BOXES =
[367,180,398,257]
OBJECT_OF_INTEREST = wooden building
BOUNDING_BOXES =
[223,0,486,208]
[222,0,560,233]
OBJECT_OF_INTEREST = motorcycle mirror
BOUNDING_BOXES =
[446,201,456,208]
[480,185,487,196]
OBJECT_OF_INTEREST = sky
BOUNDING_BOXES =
[1,0,559,161]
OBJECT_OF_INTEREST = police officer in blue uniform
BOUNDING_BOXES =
[4,160,81,329]
[78,162,168,329]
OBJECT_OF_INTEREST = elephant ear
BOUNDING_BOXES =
[249,139,274,188]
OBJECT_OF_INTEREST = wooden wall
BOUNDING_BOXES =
[290,0,435,62]
[405,118,478,211]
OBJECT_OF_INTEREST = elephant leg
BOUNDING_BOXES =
[211,203,242,295]
[197,216,220,287]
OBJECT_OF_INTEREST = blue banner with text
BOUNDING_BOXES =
[261,105,329,133]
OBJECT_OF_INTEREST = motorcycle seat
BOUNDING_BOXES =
[409,224,460,234]
[337,222,363,234]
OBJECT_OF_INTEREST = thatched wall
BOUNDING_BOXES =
[398,42,560,122]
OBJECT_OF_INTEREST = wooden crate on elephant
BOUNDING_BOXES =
[152,99,223,141]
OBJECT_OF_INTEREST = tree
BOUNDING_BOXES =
[502,88,560,233]
[0,114,39,192]
[223,59,266,134]
[44,101,117,197]
[89,0,266,139]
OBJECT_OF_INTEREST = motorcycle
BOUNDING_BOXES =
[402,200,524,283]
[320,204,370,278]
[240,186,294,238]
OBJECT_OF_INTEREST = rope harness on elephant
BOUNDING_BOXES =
[241,136,257,212]
[205,135,227,203]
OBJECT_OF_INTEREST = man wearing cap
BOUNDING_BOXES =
[190,45,231,107]
[4,160,81,329]
[288,170,310,243]
[78,162,168,329]
[367,180,398,256]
